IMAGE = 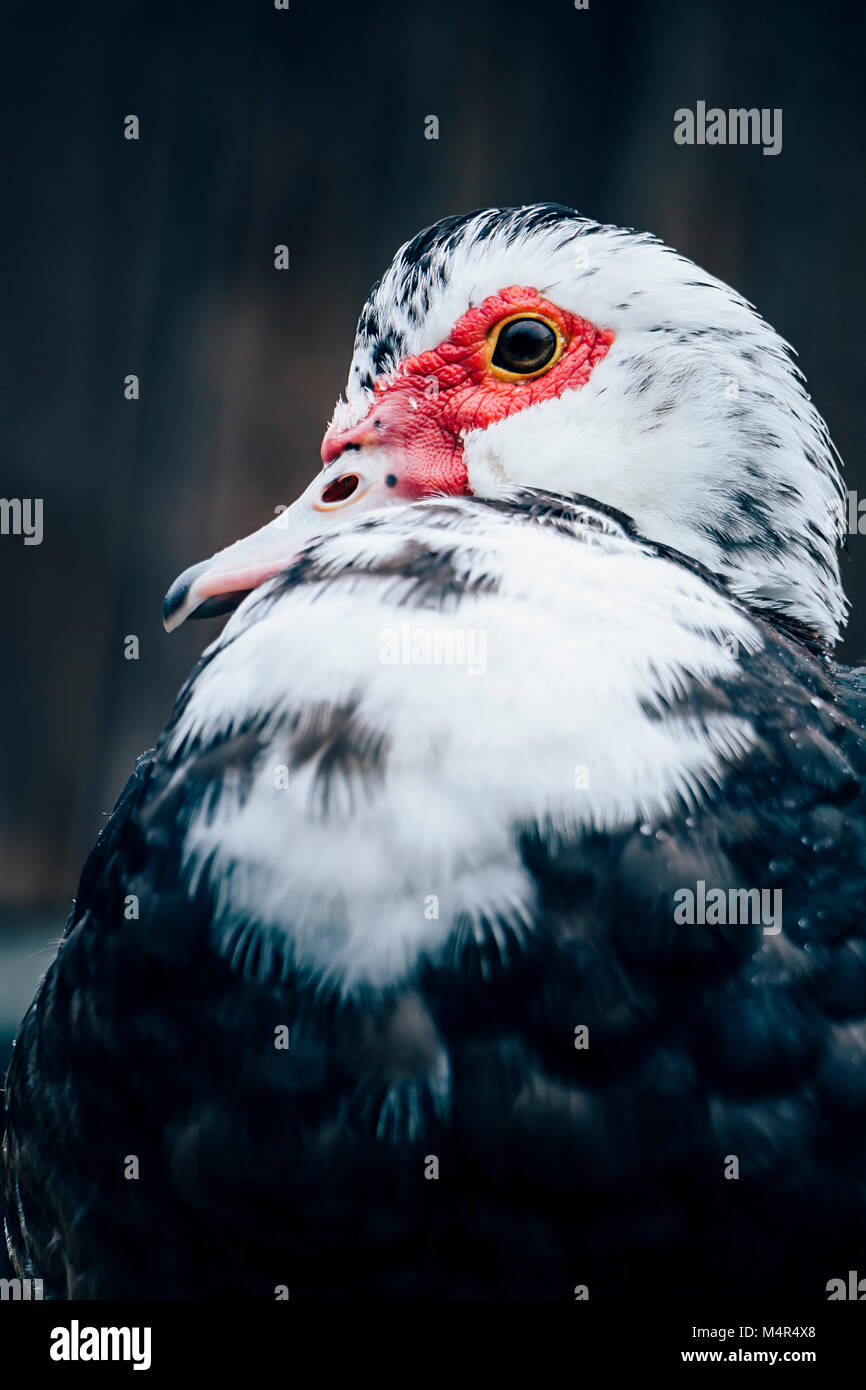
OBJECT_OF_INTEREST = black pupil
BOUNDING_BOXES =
[492,318,557,374]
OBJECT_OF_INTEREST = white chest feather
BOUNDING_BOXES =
[168,500,760,993]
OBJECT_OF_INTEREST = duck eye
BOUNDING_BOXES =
[490,316,560,377]
[321,473,360,504]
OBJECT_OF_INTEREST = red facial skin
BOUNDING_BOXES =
[321,286,615,496]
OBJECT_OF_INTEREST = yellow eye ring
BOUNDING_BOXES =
[485,312,565,381]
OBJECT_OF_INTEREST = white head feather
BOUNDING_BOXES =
[338,205,846,642]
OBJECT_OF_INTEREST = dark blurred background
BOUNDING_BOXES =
[1,0,864,1068]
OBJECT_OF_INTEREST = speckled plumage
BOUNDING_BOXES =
[5,491,866,1299]
[4,207,866,1300]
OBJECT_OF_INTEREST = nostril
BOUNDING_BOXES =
[321,473,360,504]
[321,437,360,465]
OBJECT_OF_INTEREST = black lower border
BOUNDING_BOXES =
[0,1300,862,1375]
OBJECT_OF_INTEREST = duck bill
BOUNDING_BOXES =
[163,456,401,632]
